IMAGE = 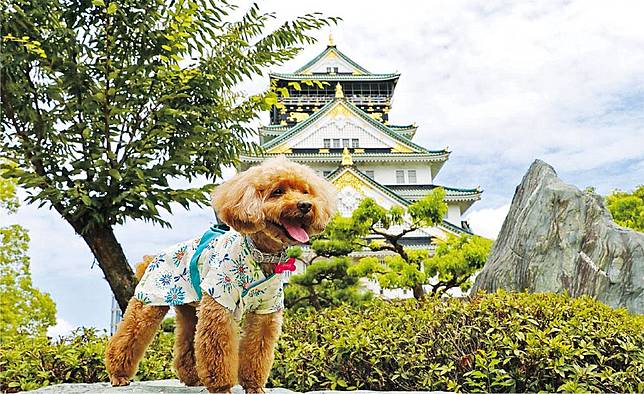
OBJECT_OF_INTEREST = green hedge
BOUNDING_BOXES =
[0,328,173,392]
[1,291,642,393]
[272,291,643,392]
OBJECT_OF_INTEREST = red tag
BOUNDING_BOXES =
[274,257,296,273]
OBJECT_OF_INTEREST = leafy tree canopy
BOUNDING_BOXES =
[0,175,56,338]
[346,189,448,299]
[284,250,371,311]
[606,185,644,232]
[425,234,493,293]
[306,189,493,300]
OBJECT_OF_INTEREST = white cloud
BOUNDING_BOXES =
[467,204,511,239]
[47,318,76,338]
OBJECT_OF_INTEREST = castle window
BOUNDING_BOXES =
[408,170,417,184]
[323,139,331,148]
[365,170,375,179]
[332,139,341,148]
[342,139,350,148]
[351,138,359,148]
[396,170,405,184]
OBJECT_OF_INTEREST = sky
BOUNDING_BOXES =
[2,0,643,336]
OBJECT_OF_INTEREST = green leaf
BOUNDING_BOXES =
[263,92,278,106]
[106,3,118,14]
[108,169,122,180]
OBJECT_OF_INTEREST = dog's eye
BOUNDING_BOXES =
[271,188,284,197]
[302,190,309,194]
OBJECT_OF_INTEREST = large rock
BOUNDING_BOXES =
[472,160,644,314]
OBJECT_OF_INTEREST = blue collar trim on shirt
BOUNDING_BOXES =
[189,224,229,300]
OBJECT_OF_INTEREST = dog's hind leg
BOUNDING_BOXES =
[194,294,239,393]
[173,303,200,386]
[105,298,169,386]
[238,311,283,394]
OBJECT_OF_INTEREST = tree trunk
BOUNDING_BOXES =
[308,287,322,309]
[412,283,425,300]
[79,225,137,312]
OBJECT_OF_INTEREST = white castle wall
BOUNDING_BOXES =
[311,163,432,185]
[446,204,462,225]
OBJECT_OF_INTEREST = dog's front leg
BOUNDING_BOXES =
[195,294,239,393]
[238,311,283,394]
[105,299,169,386]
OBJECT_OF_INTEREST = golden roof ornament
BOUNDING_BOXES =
[328,33,334,47]
[341,147,353,166]
[335,83,344,98]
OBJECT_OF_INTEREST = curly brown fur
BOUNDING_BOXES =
[135,255,154,280]
[105,299,168,386]
[105,157,336,392]
[173,304,200,386]
[195,294,239,393]
[238,311,283,393]
[211,156,337,252]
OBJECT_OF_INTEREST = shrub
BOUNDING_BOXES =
[1,292,642,392]
[271,291,644,392]
[0,328,174,393]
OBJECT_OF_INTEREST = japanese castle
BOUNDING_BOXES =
[239,37,481,246]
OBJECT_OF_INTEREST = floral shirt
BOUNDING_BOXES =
[134,230,284,320]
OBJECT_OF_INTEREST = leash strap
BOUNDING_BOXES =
[189,224,229,300]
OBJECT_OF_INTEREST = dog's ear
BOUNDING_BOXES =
[309,174,338,235]
[211,170,265,234]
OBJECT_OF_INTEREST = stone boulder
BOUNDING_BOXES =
[472,160,644,314]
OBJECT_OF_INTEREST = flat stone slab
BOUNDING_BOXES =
[27,380,281,393]
[26,379,447,393]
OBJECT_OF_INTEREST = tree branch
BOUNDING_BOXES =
[1,78,69,217]
[286,294,312,309]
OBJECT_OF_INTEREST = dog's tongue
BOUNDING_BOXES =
[282,221,309,243]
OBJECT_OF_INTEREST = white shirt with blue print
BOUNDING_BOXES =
[133,230,284,320]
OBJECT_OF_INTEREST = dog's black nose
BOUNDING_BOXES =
[297,201,312,213]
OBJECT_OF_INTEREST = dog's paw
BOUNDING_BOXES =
[109,375,130,386]
[180,376,201,387]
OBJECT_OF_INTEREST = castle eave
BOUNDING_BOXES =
[270,72,400,81]
[240,152,449,164]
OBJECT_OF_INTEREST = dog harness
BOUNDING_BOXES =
[133,227,291,319]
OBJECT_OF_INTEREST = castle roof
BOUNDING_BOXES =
[260,123,417,138]
[261,97,437,155]
[270,72,400,82]
[269,42,399,82]
[294,43,371,74]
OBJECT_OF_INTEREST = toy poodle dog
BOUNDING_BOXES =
[105,157,337,393]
